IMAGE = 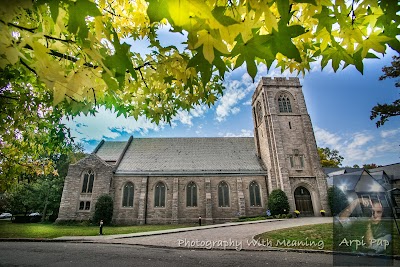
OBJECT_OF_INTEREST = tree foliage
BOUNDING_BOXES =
[362,163,379,169]
[0,0,398,121]
[93,194,114,225]
[327,186,348,216]
[0,66,75,190]
[370,55,400,127]
[267,189,290,215]
[1,0,398,180]
[318,147,344,167]
[4,146,85,220]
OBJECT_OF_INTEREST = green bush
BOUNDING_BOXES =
[267,189,290,215]
[92,194,113,225]
[287,214,293,218]
[327,186,348,216]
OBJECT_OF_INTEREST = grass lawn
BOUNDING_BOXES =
[254,223,400,255]
[0,220,195,238]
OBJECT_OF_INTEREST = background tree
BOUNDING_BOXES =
[371,55,400,127]
[362,163,379,169]
[318,147,344,167]
[327,186,348,216]
[4,144,85,221]
[267,189,290,215]
[0,66,75,190]
[1,0,398,179]
[93,194,114,225]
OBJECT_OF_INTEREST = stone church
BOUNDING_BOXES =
[57,77,330,224]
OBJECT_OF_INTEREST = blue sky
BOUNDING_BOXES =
[64,43,400,168]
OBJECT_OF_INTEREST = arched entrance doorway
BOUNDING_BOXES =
[294,186,314,216]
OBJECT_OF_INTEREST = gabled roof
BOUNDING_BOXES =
[94,140,130,163]
[370,163,400,181]
[106,137,266,175]
[331,169,387,192]
[323,167,363,176]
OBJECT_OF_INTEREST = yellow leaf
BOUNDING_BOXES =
[362,33,392,58]
[194,30,228,63]
[53,81,67,105]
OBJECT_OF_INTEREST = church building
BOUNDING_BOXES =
[57,77,330,224]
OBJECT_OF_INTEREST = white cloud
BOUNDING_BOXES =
[315,126,398,166]
[223,129,253,137]
[381,129,400,138]
[171,104,208,127]
[242,99,252,105]
[63,107,164,141]
[314,126,342,148]
[215,74,254,122]
[64,104,208,142]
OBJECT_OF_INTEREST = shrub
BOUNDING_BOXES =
[267,189,290,215]
[92,194,113,225]
[327,186,348,216]
[287,214,293,218]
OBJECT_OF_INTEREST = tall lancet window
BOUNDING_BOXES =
[186,182,197,207]
[81,169,94,193]
[278,94,292,113]
[249,181,261,207]
[154,182,166,207]
[218,181,230,207]
[122,182,134,207]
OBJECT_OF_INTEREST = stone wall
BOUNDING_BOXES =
[56,154,114,223]
[112,175,268,225]
[252,77,330,215]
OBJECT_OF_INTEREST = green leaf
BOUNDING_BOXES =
[68,0,101,40]
[277,0,291,25]
[187,48,212,86]
[269,21,305,62]
[231,34,274,81]
[314,6,336,33]
[293,0,317,4]
[147,0,171,24]
[211,6,238,26]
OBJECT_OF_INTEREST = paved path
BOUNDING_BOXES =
[56,217,332,251]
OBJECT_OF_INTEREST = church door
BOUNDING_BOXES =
[294,186,314,216]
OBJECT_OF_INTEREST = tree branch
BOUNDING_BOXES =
[20,58,37,76]
[0,19,36,33]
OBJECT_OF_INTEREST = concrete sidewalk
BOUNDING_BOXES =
[54,217,332,251]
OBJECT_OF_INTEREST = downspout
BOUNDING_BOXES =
[144,176,149,224]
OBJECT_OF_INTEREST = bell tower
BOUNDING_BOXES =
[252,77,329,216]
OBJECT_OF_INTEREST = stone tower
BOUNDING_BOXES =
[252,77,329,216]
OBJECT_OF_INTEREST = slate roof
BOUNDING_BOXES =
[370,163,400,181]
[96,137,266,175]
[94,141,129,162]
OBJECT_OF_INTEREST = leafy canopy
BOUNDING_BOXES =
[370,55,400,127]
[318,147,344,167]
[0,0,399,124]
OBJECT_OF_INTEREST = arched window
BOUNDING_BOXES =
[122,182,134,207]
[249,181,262,207]
[154,182,166,207]
[186,182,197,207]
[278,94,292,113]
[256,101,263,125]
[218,181,230,207]
[81,169,95,193]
